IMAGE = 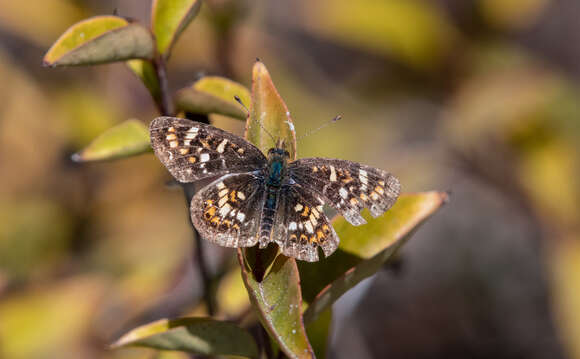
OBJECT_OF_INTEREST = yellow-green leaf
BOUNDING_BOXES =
[126,59,162,106]
[245,61,297,159]
[175,76,250,120]
[43,15,154,67]
[152,0,202,57]
[72,119,151,162]
[111,317,258,358]
[238,252,314,359]
[300,192,448,324]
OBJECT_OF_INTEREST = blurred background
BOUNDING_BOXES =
[1,0,579,358]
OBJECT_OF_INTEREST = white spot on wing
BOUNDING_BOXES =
[219,189,228,198]
[216,182,225,190]
[305,222,314,234]
[329,166,337,182]
[219,203,232,217]
[236,212,246,222]
[200,153,210,162]
[237,192,246,200]
[217,139,228,153]
[294,203,303,212]
[359,169,368,191]
[339,187,348,199]
[185,128,198,139]
[289,222,297,231]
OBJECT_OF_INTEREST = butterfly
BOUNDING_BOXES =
[150,116,401,262]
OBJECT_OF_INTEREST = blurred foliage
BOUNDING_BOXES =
[1,0,580,358]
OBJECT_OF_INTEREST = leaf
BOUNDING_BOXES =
[306,308,332,359]
[43,15,154,67]
[111,317,258,358]
[550,236,580,359]
[175,76,250,120]
[301,0,457,70]
[238,252,315,359]
[152,0,202,57]
[237,62,310,358]
[71,119,151,162]
[0,277,105,359]
[245,60,297,160]
[126,59,162,105]
[300,192,448,324]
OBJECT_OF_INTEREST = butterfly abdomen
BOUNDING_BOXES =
[258,186,279,247]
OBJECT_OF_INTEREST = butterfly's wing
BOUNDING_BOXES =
[150,117,267,182]
[190,172,266,248]
[288,158,400,226]
[272,184,339,262]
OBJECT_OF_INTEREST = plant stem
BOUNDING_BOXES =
[154,53,215,315]
[153,55,174,116]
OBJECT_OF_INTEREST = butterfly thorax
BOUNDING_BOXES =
[266,147,289,187]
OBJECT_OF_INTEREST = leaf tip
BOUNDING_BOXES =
[41,58,55,68]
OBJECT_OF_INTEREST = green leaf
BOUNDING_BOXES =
[237,62,310,358]
[238,252,315,359]
[43,15,154,67]
[111,317,258,358]
[72,119,151,162]
[245,60,297,159]
[175,76,250,120]
[152,0,202,57]
[306,308,332,359]
[299,192,448,324]
[126,59,162,106]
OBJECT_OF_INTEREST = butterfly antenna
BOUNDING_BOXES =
[297,115,342,142]
[234,95,276,142]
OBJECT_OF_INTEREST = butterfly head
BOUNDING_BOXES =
[267,138,290,160]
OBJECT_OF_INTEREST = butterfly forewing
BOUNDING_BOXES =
[150,117,267,182]
[190,173,265,248]
[273,185,339,262]
[288,158,400,226]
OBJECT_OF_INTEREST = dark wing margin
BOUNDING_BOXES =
[272,184,339,262]
[190,173,265,248]
[150,116,267,182]
[288,158,400,226]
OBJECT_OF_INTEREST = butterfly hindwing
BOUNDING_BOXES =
[272,184,339,262]
[288,158,400,226]
[150,117,267,182]
[190,173,265,248]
